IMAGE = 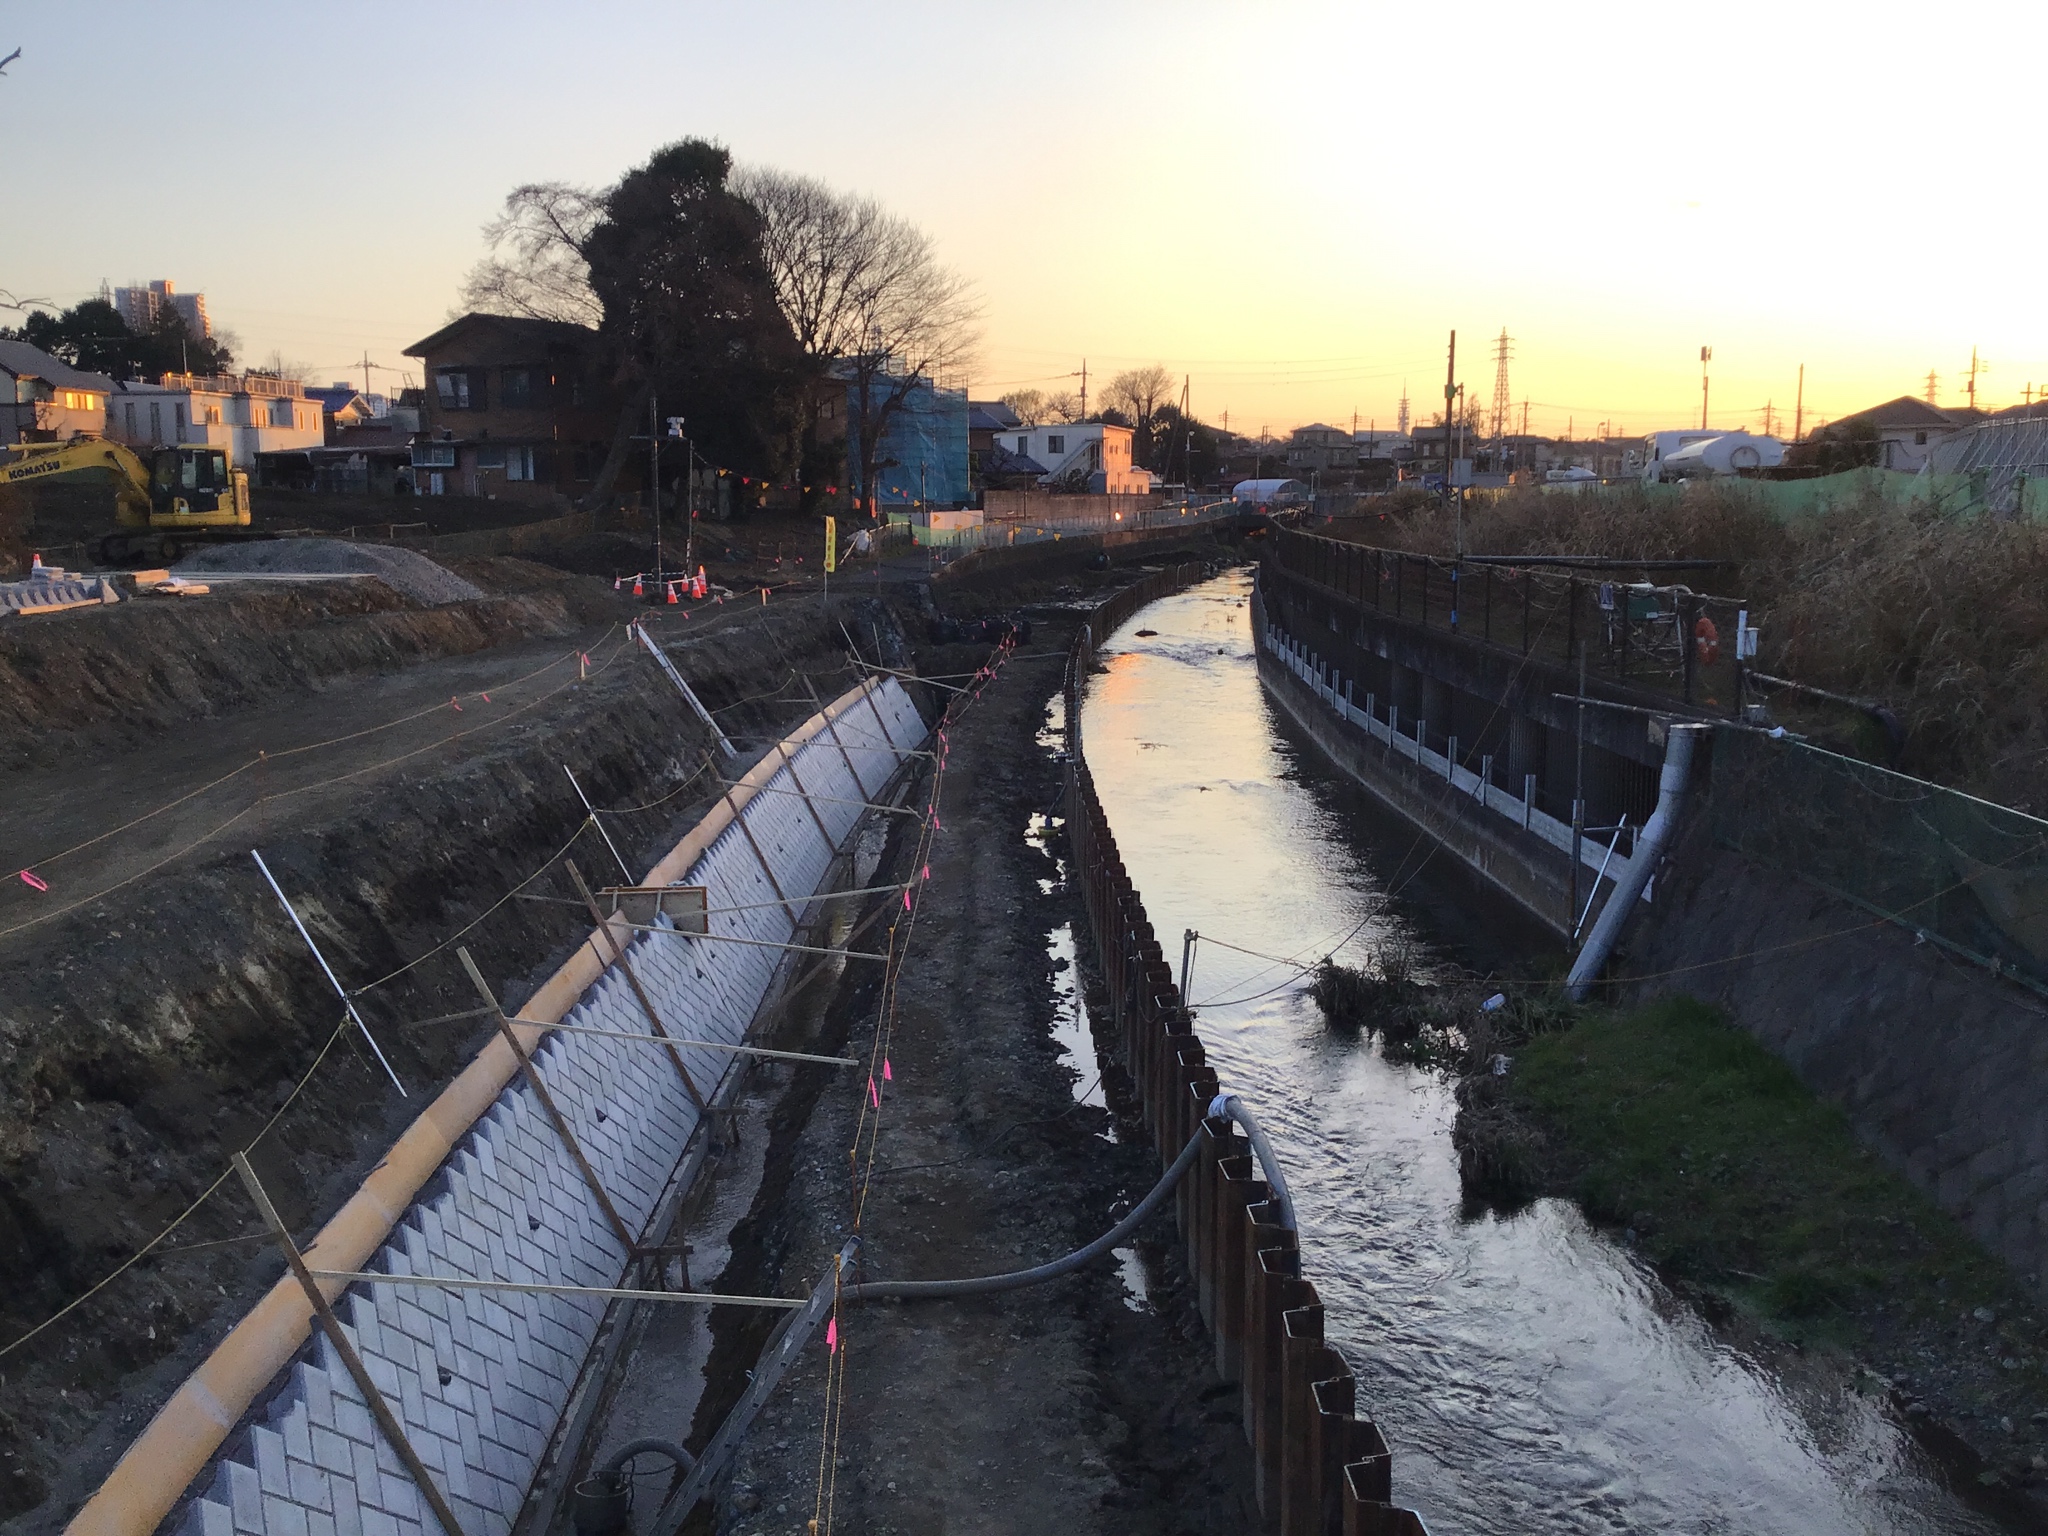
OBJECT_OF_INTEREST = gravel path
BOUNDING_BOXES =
[176,538,485,605]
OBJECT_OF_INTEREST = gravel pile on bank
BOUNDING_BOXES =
[175,538,485,606]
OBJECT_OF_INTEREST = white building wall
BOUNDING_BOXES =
[107,383,324,463]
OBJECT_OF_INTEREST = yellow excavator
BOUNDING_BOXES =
[0,438,254,564]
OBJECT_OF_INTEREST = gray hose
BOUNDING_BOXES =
[600,1437,696,1477]
[1209,1093,1295,1230]
[845,1130,1203,1301]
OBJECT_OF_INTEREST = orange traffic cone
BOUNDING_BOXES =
[666,581,679,604]
[632,574,644,596]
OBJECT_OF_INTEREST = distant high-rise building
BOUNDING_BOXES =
[111,279,211,339]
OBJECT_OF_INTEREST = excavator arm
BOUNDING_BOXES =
[0,438,156,525]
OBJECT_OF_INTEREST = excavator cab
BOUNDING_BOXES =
[142,447,246,526]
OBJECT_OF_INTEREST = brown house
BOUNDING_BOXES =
[402,314,621,502]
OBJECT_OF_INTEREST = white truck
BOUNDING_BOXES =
[1641,429,1784,482]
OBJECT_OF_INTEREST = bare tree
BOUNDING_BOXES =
[999,388,1046,426]
[458,182,605,327]
[1042,390,1082,424]
[1103,364,1174,466]
[734,164,979,513]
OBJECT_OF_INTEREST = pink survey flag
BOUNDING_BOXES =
[826,1316,838,1353]
[18,870,48,892]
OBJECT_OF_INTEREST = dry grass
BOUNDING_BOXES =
[1337,485,2048,807]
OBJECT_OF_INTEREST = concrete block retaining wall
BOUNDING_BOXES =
[169,680,924,1536]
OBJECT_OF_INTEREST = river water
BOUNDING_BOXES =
[1072,567,1999,1535]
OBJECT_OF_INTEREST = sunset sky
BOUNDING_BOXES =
[6,1,2044,441]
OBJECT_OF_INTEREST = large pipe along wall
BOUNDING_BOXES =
[1063,566,1430,1536]
[75,678,927,1536]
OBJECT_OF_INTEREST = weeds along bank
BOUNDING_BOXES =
[1340,482,2048,810]
[0,586,908,1530]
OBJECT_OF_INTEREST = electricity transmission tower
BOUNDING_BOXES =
[1490,329,1514,442]
[1925,369,1939,406]
[1396,386,1410,436]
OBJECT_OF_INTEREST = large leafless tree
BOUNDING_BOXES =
[458,183,604,327]
[1102,364,1175,467]
[733,165,979,513]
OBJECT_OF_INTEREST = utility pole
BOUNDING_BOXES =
[1080,358,1088,420]
[1699,345,1712,430]
[1443,329,1457,475]
[1794,364,1805,442]
[359,349,383,399]
[649,393,663,585]
[1966,346,1983,412]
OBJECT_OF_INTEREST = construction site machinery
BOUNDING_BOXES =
[0,438,257,564]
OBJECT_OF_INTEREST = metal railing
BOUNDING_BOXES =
[157,372,307,400]
[1063,566,1431,1534]
[1710,728,2048,997]
[905,496,1239,557]
[1269,524,1753,713]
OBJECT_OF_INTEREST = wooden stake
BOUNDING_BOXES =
[456,948,639,1255]
[232,1153,468,1536]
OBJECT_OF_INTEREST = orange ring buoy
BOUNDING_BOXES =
[1693,614,1720,666]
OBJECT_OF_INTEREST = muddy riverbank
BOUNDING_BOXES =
[699,602,1258,1535]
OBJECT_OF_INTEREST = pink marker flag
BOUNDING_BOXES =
[18,870,48,892]
[868,1075,880,1108]
[902,889,912,911]
[481,692,491,703]
[826,1316,838,1353]
[883,1059,893,1082]
[921,863,930,881]
[450,696,462,712]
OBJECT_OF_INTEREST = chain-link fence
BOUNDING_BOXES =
[1709,727,2048,994]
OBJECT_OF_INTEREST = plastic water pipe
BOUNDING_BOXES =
[1565,724,1702,1001]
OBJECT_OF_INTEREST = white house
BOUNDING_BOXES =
[996,422,1147,493]
[106,372,324,466]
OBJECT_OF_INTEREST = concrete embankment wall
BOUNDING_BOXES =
[1253,564,1666,938]
[1625,829,2048,1300]
[1255,554,2048,1302]
[90,679,925,1536]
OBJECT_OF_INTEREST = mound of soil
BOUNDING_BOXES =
[176,537,485,606]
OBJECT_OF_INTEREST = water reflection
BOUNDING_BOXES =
[1077,567,1996,1535]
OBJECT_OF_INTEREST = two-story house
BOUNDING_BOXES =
[0,340,115,445]
[105,371,324,467]
[995,422,1146,493]
[402,314,618,500]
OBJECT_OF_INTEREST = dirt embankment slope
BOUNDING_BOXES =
[702,610,1255,1535]
[0,556,623,775]
[0,564,902,1530]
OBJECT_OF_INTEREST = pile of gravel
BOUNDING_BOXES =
[175,538,486,606]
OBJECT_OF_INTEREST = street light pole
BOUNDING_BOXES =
[649,391,662,587]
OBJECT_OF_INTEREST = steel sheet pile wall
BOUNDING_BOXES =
[1064,567,1430,1536]
[164,680,924,1536]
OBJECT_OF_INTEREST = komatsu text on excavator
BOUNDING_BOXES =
[0,438,255,564]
